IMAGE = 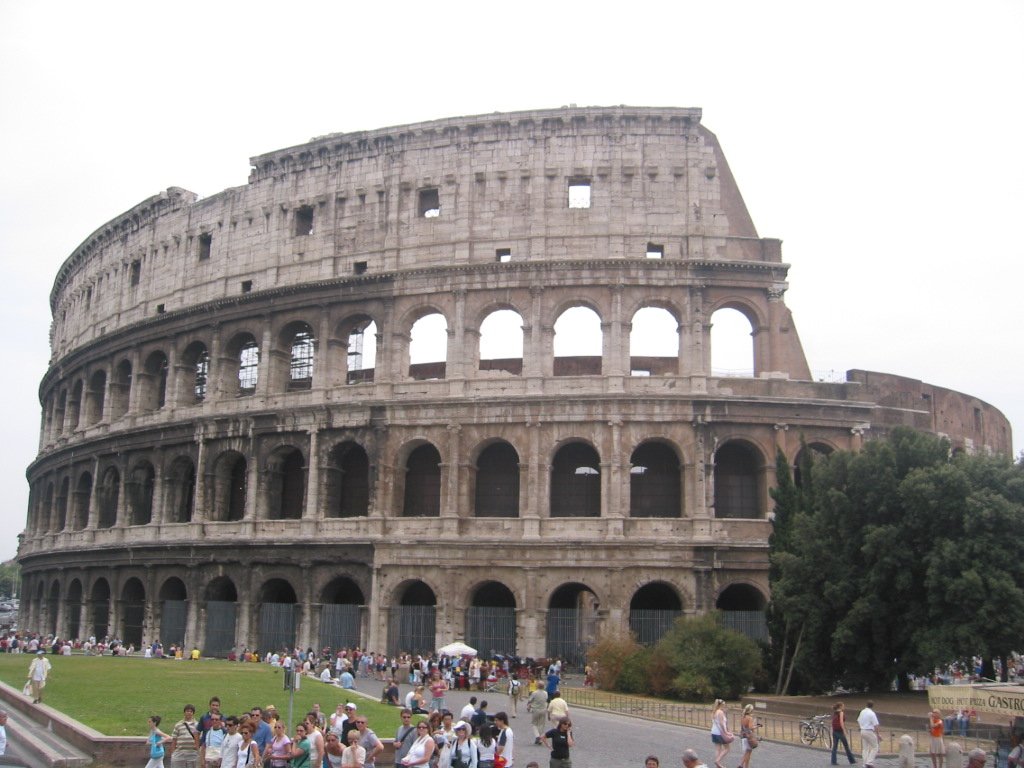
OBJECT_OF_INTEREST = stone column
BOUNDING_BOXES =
[305,425,320,520]
[193,425,207,522]
[442,423,461,518]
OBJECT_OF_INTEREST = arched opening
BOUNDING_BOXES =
[266,448,305,520]
[141,351,170,410]
[84,369,107,425]
[630,442,681,518]
[284,322,315,390]
[793,442,834,488]
[72,472,93,530]
[326,442,370,518]
[227,333,260,396]
[203,577,238,657]
[127,461,156,525]
[389,581,436,656]
[47,581,60,635]
[553,306,603,376]
[121,578,146,647]
[54,477,69,531]
[546,583,600,667]
[402,444,441,517]
[716,584,768,643]
[479,309,524,375]
[550,443,601,517]
[211,451,247,522]
[159,577,188,649]
[345,319,377,384]
[110,360,132,419]
[629,582,683,645]
[67,379,83,431]
[66,579,83,640]
[97,467,120,528]
[53,389,67,435]
[319,577,365,650]
[710,307,754,377]
[713,441,763,519]
[91,578,111,639]
[165,457,196,523]
[41,483,54,534]
[258,579,298,653]
[466,581,517,656]
[180,341,209,404]
[409,312,447,380]
[474,442,520,517]
[629,307,679,376]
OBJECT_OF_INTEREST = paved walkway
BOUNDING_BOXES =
[335,675,961,768]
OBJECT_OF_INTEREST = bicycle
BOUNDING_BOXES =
[799,714,833,748]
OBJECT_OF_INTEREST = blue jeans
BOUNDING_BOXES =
[832,730,855,764]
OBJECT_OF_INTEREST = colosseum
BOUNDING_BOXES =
[19,106,1012,663]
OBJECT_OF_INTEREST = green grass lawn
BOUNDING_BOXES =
[0,655,403,736]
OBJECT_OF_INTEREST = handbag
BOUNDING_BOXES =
[722,731,735,744]
[493,757,507,768]
[746,733,759,749]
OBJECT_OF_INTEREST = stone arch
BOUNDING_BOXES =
[628,581,683,645]
[319,577,365,650]
[546,582,601,667]
[211,450,247,522]
[257,578,298,653]
[550,441,601,517]
[90,577,111,639]
[629,305,680,376]
[713,439,766,519]
[71,470,93,530]
[224,331,260,396]
[389,579,437,656]
[473,440,520,517]
[179,340,210,404]
[127,460,156,525]
[110,359,132,419]
[553,305,603,376]
[793,441,835,488]
[265,446,306,520]
[140,350,170,410]
[164,456,196,523]
[630,440,681,518]
[401,442,441,517]
[54,476,70,531]
[274,319,316,392]
[121,577,146,647]
[478,307,524,375]
[159,576,188,649]
[710,302,761,377]
[84,368,107,425]
[325,441,370,518]
[203,576,238,657]
[66,578,84,640]
[53,388,67,435]
[47,579,60,635]
[336,313,378,385]
[67,378,84,431]
[408,310,448,380]
[97,466,120,528]
[466,580,517,656]
[715,582,768,643]
[40,482,54,534]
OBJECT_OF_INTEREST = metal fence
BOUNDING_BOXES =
[629,609,681,645]
[466,607,517,656]
[259,603,297,652]
[161,600,187,648]
[388,605,436,656]
[720,611,769,643]
[319,603,361,650]
[205,600,237,657]
[547,609,598,668]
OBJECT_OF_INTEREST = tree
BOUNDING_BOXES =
[654,613,762,700]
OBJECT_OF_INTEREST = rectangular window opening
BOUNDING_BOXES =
[496,248,512,263]
[418,188,441,218]
[241,280,253,293]
[295,205,315,236]
[198,233,212,260]
[130,260,142,287]
[568,179,591,209]
[156,304,165,314]
[646,242,664,259]
[354,261,368,275]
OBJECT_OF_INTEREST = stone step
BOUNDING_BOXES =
[2,708,92,768]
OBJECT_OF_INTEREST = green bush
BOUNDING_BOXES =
[586,632,641,690]
[655,613,762,701]
[615,648,651,694]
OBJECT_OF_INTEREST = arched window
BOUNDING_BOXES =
[238,339,259,394]
[85,369,107,425]
[288,326,315,389]
[180,342,209,404]
[212,451,247,522]
[110,360,131,419]
[474,442,520,517]
[346,319,377,384]
[327,442,370,518]
[98,467,119,528]
[53,389,67,435]
[630,442,681,517]
[710,307,754,377]
[267,448,305,520]
[54,477,69,531]
[409,313,447,380]
[72,472,93,530]
[550,443,601,517]
[142,351,169,410]
[402,444,441,516]
[479,309,524,375]
[554,307,602,375]
[67,379,83,430]
[714,442,762,519]
[165,457,196,523]
[629,307,678,376]
[128,461,156,525]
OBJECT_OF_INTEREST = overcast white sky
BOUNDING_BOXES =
[1,1,1021,564]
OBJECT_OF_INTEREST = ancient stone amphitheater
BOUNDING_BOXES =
[19,106,1011,662]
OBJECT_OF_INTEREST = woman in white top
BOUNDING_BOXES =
[340,730,365,768]
[303,714,324,768]
[323,733,344,768]
[399,722,435,768]
[710,699,731,768]
[449,723,477,768]
[475,724,497,768]
[236,724,260,768]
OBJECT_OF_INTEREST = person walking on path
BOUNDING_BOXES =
[856,702,880,768]
[738,704,757,768]
[540,716,574,768]
[928,709,945,768]
[146,715,172,768]
[27,649,51,704]
[831,702,856,765]
[709,699,731,768]
[526,687,548,745]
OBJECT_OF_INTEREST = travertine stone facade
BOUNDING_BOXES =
[20,107,1011,660]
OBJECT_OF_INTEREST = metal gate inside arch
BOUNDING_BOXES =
[319,604,361,650]
[205,600,237,657]
[465,607,516,656]
[388,606,435,656]
[546,608,596,668]
[161,600,187,648]
[260,603,297,652]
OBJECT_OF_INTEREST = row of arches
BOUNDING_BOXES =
[28,573,767,663]
[41,303,759,444]
[28,437,827,535]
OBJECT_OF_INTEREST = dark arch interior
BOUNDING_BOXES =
[472,581,516,608]
[322,577,364,604]
[122,578,145,602]
[205,577,238,602]
[549,582,595,609]
[716,583,765,611]
[159,577,188,601]
[400,580,436,606]
[259,578,297,603]
[630,582,682,610]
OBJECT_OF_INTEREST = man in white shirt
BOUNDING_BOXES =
[857,701,881,768]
